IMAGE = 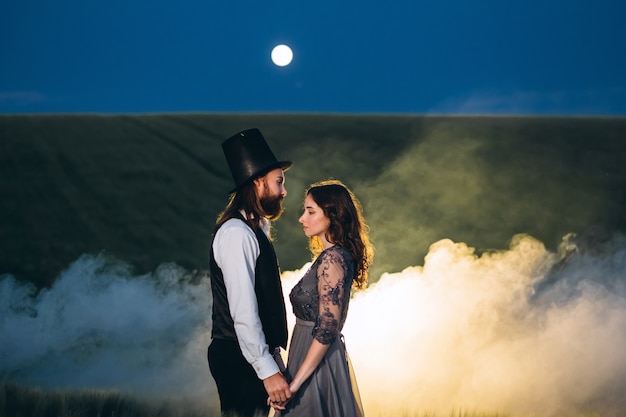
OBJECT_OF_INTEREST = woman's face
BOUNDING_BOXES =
[299,194,331,243]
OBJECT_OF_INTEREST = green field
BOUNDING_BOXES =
[1,381,613,417]
[2,114,626,288]
[2,113,626,417]
[0,381,510,417]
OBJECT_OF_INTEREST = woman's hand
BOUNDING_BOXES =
[267,397,287,411]
[288,382,300,395]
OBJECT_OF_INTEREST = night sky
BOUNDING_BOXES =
[1,0,625,115]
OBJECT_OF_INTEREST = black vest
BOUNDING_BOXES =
[209,212,288,350]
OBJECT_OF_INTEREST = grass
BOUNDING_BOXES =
[1,382,515,417]
[0,381,618,417]
[0,381,215,417]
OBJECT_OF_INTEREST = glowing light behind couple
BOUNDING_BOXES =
[281,233,626,416]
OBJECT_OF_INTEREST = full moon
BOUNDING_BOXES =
[271,44,293,67]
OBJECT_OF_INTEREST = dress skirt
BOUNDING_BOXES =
[281,319,364,417]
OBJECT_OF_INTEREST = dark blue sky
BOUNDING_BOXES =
[1,0,625,115]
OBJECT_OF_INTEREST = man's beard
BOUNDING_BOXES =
[260,192,284,219]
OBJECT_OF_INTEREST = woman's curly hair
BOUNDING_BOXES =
[305,179,374,290]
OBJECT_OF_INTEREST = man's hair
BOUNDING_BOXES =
[216,180,266,231]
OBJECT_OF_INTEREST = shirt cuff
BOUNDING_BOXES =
[253,354,281,380]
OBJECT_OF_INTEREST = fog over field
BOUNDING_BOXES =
[1,114,626,416]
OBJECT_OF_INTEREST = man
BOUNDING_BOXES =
[208,128,292,417]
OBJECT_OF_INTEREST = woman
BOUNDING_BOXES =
[271,179,374,416]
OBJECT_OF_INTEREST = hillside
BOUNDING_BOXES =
[1,114,625,288]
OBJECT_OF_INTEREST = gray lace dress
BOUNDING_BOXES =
[281,246,364,417]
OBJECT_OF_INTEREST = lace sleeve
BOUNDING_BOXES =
[312,249,347,344]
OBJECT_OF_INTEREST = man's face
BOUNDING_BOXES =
[256,168,287,219]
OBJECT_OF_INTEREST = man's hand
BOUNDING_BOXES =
[263,372,291,404]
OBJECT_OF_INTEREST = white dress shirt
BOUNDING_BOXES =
[212,214,280,380]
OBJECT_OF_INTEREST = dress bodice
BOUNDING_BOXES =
[289,246,355,344]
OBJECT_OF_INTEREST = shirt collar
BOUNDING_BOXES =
[240,209,271,236]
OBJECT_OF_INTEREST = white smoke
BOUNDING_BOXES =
[335,233,626,417]
[0,254,216,407]
[2,232,626,417]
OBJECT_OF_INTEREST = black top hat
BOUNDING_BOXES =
[222,128,292,194]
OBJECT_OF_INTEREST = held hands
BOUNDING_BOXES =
[267,397,287,411]
[263,372,292,409]
[267,382,299,411]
